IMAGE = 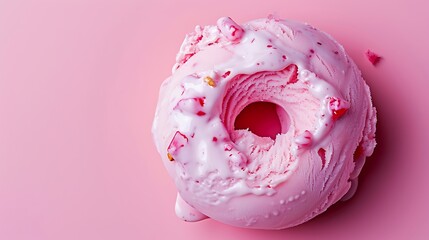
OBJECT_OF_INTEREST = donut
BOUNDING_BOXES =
[152,16,376,229]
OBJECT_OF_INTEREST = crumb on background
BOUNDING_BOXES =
[365,50,382,66]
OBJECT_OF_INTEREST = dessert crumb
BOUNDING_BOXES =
[365,50,382,66]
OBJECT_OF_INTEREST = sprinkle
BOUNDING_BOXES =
[332,108,348,120]
[167,152,174,161]
[204,76,216,87]
[328,97,350,121]
[365,49,382,66]
[167,131,188,155]
[196,111,206,116]
[222,71,231,78]
[216,17,244,41]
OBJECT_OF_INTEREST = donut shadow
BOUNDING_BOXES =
[194,101,391,236]
[193,68,401,239]
[187,46,404,237]
[277,69,401,235]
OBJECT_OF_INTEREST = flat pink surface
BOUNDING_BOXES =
[1,0,428,239]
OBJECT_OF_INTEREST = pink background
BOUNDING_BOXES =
[1,0,428,239]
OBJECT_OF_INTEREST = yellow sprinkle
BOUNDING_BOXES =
[167,152,174,161]
[204,76,216,87]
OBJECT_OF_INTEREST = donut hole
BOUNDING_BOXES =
[234,102,290,140]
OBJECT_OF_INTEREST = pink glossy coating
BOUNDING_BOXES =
[1,0,429,239]
[152,17,376,229]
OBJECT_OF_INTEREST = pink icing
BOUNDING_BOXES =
[152,17,376,229]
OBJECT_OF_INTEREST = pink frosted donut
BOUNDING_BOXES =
[152,16,376,229]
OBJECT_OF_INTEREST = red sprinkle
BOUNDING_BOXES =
[365,50,382,66]
[333,108,347,120]
[267,45,273,48]
[196,111,206,116]
[222,71,231,78]
[212,137,218,142]
[182,53,195,64]
[328,97,349,121]
[196,97,205,107]
[195,34,203,42]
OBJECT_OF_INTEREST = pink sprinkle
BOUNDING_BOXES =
[282,55,287,60]
[365,49,382,66]
[167,131,188,155]
[217,17,244,41]
[212,137,218,142]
